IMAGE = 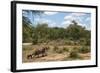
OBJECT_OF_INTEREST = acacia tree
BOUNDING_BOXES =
[66,20,88,44]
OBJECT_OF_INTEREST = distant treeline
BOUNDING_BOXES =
[23,16,91,46]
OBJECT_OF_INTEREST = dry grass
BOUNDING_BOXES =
[22,44,91,63]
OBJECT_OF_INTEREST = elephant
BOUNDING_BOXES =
[33,47,48,58]
[27,47,49,59]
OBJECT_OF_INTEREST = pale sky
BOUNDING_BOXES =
[23,10,91,30]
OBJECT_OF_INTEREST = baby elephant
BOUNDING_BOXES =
[27,54,33,59]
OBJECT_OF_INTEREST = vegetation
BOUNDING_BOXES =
[22,11,91,62]
[79,46,90,53]
[69,50,80,59]
[22,20,91,46]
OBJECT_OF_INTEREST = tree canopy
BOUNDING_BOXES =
[22,18,91,46]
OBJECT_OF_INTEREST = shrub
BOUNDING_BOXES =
[65,41,74,45]
[53,46,59,51]
[32,39,38,45]
[85,39,91,45]
[22,45,34,51]
[72,47,79,51]
[23,47,27,51]
[79,46,90,53]
[57,49,63,53]
[53,46,59,53]
[62,47,69,52]
[69,50,80,59]
[53,46,64,54]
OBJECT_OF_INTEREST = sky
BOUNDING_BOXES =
[23,10,91,30]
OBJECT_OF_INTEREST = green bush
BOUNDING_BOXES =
[23,48,27,51]
[53,46,59,53]
[32,39,38,45]
[65,41,74,45]
[54,47,71,54]
[57,49,63,53]
[23,45,33,51]
[72,47,79,51]
[79,46,90,53]
[69,50,80,59]
[53,46,64,54]
[62,47,69,52]
[53,46,59,51]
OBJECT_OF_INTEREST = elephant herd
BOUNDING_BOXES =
[27,47,49,59]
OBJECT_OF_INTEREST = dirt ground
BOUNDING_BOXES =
[22,44,91,63]
[22,53,90,63]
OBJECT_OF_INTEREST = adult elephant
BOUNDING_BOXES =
[33,47,48,58]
